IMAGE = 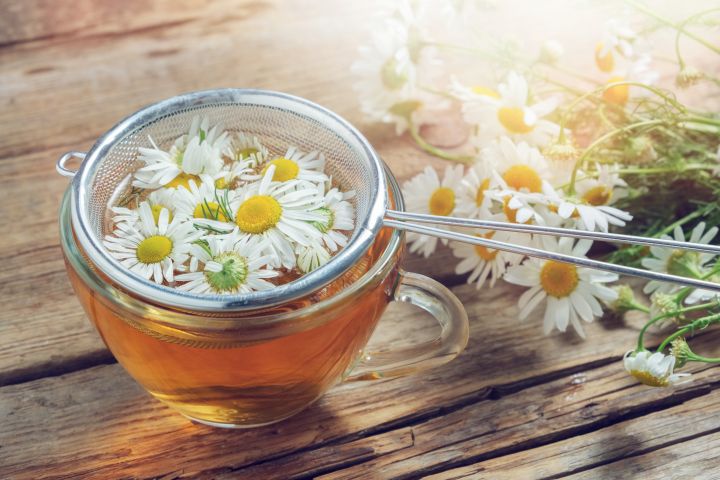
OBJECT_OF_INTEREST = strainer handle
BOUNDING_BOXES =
[344,270,469,382]
[56,151,87,178]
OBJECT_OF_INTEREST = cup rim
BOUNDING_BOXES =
[60,167,404,332]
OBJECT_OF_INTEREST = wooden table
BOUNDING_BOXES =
[2,1,719,478]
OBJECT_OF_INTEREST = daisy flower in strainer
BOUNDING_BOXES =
[402,164,465,258]
[103,202,202,284]
[460,72,561,148]
[623,351,690,387]
[133,116,230,190]
[296,242,332,274]
[261,147,328,184]
[227,166,326,269]
[174,174,236,224]
[110,188,181,226]
[312,187,355,252]
[213,159,258,190]
[641,222,719,303]
[504,237,618,338]
[450,223,525,290]
[176,230,278,294]
[225,132,269,169]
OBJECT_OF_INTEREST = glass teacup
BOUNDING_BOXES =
[59,173,468,428]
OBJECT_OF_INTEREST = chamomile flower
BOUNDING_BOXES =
[111,188,181,226]
[455,158,496,218]
[483,137,552,194]
[296,242,332,274]
[351,18,445,134]
[461,72,561,148]
[213,159,258,190]
[575,163,628,207]
[225,132,269,168]
[450,225,523,289]
[602,55,659,106]
[103,202,202,284]
[227,166,326,269]
[262,147,328,184]
[402,164,465,257]
[538,186,633,232]
[641,223,719,301]
[133,116,230,189]
[174,174,236,223]
[312,187,355,252]
[595,19,638,72]
[504,237,619,338]
[623,350,691,387]
[176,230,278,294]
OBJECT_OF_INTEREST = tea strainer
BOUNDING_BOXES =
[57,89,720,312]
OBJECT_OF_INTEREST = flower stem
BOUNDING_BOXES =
[636,301,718,352]
[658,313,720,353]
[408,122,474,164]
[624,0,720,55]
[567,119,665,194]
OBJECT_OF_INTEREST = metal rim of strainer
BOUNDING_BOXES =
[70,89,387,312]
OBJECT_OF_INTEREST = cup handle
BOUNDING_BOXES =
[344,270,469,382]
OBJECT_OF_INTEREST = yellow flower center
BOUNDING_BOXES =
[582,185,612,206]
[471,86,501,98]
[629,370,668,387]
[215,177,229,190]
[603,76,629,105]
[474,232,498,261]
[166,173,200,189]
[502,196,524,224]
[136,235,173,264]
[428,187,455,216]
[540,261,579,298]
[237,147,259,160]
[497,106,534,134]
[502,165,543,193]
[263,158,300,182]
[475,177,491,206]
[235,195,282,234]
[594,42,615,72]
[150,205,173,225]
[193,201,229,222]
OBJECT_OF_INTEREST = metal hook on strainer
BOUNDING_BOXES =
[57,89,720,312]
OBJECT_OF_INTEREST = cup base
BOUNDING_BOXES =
[181,409,302,429]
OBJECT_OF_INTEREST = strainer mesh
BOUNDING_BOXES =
[87,102,374,245]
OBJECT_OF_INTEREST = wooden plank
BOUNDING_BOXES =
[564,432,720,480]
[317,331,720,480]
[1,334,716,479]
[424,388,720,479]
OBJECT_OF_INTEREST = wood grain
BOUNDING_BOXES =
[2,0,720,478]
[1,333,718,479]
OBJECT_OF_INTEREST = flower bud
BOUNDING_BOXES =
[675,66,703,89]
[539,40,564,65]
[670,338,691,368]
[608,284,640,314]
[628,136,657,164]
